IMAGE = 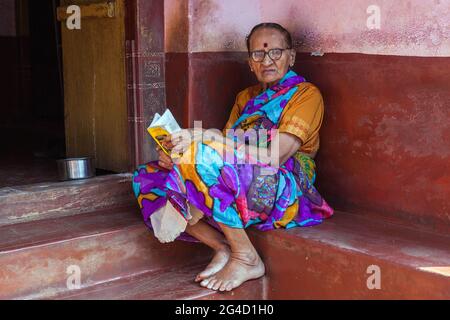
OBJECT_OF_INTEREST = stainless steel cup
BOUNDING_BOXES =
[56,157,96,181]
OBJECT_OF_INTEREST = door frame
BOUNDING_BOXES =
[124,0,166,172]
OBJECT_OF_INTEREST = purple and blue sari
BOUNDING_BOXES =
[132,70,334,241]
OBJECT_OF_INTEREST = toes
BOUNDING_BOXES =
[212,280,222,291]
[226,282,234,291]
[195,266,217,283]
[207,279,217,290]
[200,278,211,288]
[219,281,229,292]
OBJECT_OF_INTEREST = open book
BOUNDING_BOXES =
[147,109,182,156]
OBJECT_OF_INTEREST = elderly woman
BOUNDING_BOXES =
[132,23,334,292]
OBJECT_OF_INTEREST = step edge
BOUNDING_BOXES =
[0,174,133,195]
[250,228,450,279]
[42,262,215,300]
[0,201,136,228]
[0,217,144,254]
[334,210,450,240]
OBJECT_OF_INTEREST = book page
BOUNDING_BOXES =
[147,109,182,156]
[151,109,181,134]
[149,113,161,128]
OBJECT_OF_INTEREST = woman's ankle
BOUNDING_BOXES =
[231,248,261,265]
[213,242,230,253]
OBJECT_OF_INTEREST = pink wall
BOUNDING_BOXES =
[165,0,450,57]
[0,0,16,36]
[164,0,189,52]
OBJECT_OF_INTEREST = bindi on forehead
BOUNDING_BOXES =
[264,43,268,48]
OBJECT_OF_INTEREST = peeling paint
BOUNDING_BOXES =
[373,100,449,158]
[165,0,450,57]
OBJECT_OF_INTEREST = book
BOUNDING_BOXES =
[147,109,182,156]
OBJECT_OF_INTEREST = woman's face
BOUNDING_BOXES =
[248,28,296,87]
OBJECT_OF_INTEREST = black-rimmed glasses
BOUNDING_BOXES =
[249,48,291,62]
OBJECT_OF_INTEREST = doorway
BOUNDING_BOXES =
[0,0,65,188]
[58,0,129,174]
[0,0,130,189]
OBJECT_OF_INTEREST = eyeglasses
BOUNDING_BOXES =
[249,48,291,62]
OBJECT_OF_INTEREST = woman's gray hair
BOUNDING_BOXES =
[246,22,293,53]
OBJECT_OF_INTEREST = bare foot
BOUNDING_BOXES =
[199,251,265,292]
[195,247,231,283]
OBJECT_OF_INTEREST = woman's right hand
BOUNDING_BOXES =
[157,136,174,170]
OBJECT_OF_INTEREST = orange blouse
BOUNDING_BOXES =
[223,82,324,158]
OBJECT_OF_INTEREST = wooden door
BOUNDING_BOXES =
[58,0,128,172]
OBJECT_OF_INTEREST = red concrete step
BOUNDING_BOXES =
[0,206,212,300]
[248,211,450,299]
[50,264,265,300]
[2,179,447,299]
[0,174,135,227]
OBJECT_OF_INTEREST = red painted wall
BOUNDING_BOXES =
[300,53,450,234]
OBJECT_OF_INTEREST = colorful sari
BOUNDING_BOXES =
[132,71,334,243]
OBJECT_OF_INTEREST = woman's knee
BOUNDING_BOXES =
[131,171,141,198]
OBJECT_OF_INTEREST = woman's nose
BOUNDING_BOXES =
[262,54,274,66]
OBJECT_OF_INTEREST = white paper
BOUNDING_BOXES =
[150,112,161,127]
[148,109,181,134]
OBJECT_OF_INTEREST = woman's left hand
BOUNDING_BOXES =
[170,128,204,155]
